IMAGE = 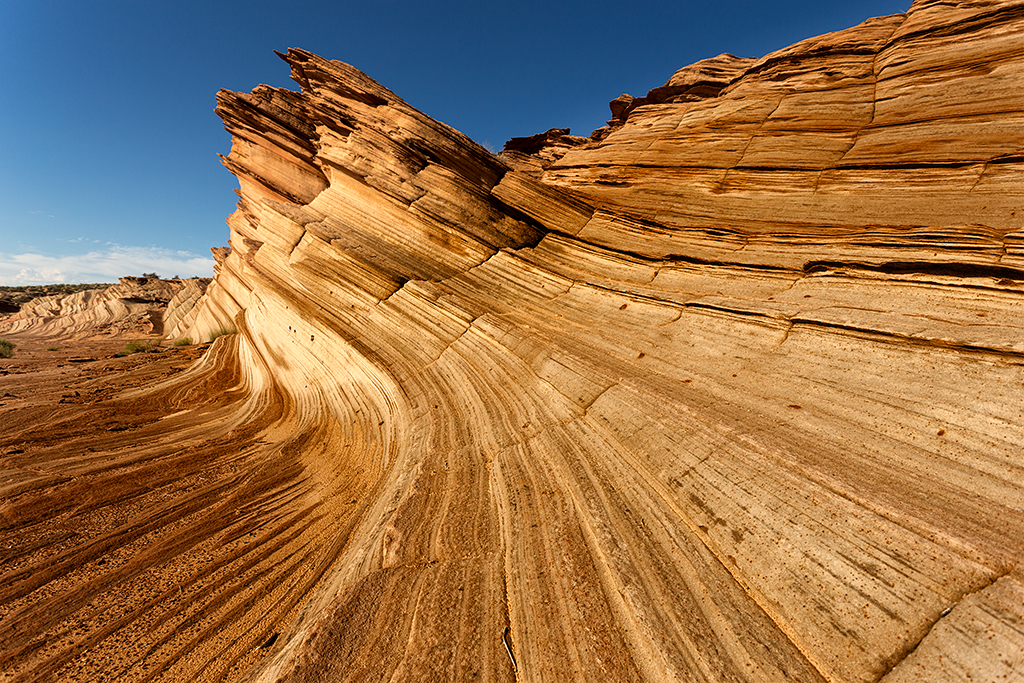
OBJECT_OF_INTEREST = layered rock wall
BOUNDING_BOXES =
[547,1,1024,274]
[169,3,1024,680]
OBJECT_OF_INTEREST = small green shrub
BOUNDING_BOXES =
[47,346,58,352]
[173,337,192,347]
[123,340,154,355]
[0,338,15,358]
[209,327,236,342]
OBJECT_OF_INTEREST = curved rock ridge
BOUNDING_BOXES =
[2,2,1023,682]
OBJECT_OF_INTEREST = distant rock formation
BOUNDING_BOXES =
[3,1,1023,682]
[0,277,209,339]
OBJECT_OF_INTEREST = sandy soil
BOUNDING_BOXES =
[0,332,357,683]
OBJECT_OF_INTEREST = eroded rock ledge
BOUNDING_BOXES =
[2,1,1023,681]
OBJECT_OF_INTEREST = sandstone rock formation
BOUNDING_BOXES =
[0,277,209,340]
[163,277,215,341]
[501,128,593,176]
[2,1,1023,681]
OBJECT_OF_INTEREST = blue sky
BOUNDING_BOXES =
[0,0,909,285]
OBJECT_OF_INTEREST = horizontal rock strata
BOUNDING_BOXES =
[2,1,1023,681]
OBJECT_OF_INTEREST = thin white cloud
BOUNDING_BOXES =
[0,244,216,285]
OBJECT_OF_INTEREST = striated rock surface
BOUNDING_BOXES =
[163,277,214,341]
[2,1,1024,682]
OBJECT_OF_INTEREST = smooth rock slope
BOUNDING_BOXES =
[2,1,1023,681]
